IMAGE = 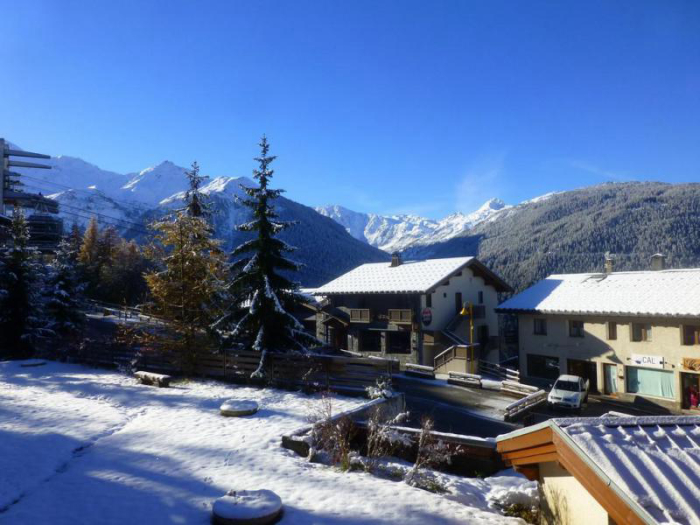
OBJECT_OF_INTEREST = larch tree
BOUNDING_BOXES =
[217,136,317,377]
[0,209,47,357]
[144,161,228,374]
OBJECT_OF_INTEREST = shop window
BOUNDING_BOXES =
[527,354,560,380]
[607,322,617,340]
[533,318,547,336]
[682,325,700,346]
[626,366,674,399]
[569,320,584,338]
[631,323,652,342]
[386,331,411,354]
[360,330,381,352]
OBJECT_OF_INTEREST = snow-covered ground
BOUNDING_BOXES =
[0,360,535,524]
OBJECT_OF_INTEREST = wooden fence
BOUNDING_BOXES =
[70,341,400,396]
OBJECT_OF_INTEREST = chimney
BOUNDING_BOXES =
[390,252,402,267]
[604,253,614,274]
[651,253,666,271]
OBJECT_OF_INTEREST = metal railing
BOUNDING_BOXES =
[479,360,520,382]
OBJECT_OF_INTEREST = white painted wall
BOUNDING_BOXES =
[418,266,499,336]
[539,461,609,525]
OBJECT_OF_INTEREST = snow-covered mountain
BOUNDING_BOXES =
[11,147,387,286]
[316,198,510,253]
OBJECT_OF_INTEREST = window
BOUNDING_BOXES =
[631,323,652,342]
[569,320,584,338]
[607,321,617,341]
[478,291,484,304]
[386,331,411,354]
[359,330,381,352]
[349,309,371,323]
[455,292,462,315]
[626,367,675,399]
[533,318,547,336]
[682,325,700,346]
[527,354,560,380]
[426,294,432,308]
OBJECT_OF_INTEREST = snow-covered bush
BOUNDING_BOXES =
[405,416,453,489]
[307,392,357,471]
[365,406,410,472]
[366,376,394,399]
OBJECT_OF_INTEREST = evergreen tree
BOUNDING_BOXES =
[217,136,317,377]
[0,209,46,357]
[67,223,82,262]
[44,237,85,336]
[183,161,209,218]
[144,163,228,374]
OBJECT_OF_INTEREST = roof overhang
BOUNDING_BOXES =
[317,258,513,296]
[496,419,656,525]
[494,307,700,319]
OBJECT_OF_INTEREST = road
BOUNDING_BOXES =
[393,375,519,438]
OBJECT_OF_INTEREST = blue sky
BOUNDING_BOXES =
[2,0,698,218]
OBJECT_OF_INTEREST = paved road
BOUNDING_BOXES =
[393,375,519,438]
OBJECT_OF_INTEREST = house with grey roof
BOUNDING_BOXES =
[496,255,700,411]
[313,253,511,367]
[496,415,700,525]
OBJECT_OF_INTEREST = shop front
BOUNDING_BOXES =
[681,358,700,410]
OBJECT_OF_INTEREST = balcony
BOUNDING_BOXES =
[388,309,413,324]
[349,309,371,323]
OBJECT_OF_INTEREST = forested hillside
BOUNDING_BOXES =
[405,182,700,293]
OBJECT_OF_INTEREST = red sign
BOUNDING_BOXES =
[421,308,432,326]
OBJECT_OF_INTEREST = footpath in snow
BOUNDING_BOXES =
[0,360,535,524]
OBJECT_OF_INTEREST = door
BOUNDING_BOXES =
[567,359,598,393]
[681,373,700,409]
[455,292,462,315]
[604,364,618,395]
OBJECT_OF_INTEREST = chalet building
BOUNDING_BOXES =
[496,415,700,525]
[496,254,700,411]
[313,254,511,367]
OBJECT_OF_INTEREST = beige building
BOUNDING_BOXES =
[497,256,700,411]
[313,254,511,366]
[496,415,700,525]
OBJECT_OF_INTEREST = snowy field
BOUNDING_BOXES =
[0,360,535,524]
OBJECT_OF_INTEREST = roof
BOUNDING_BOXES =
[554,374,580,382]
[496,269,700,318]
[315,256,511,295]
[497,416,700,525]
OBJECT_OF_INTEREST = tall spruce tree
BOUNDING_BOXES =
[183,161,209,218]
[0,209,47,357]
[44,237,85,336]
[218,136,317,377]
[144,162,228,374]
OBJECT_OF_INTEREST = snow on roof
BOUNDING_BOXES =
[560,416,700,525]
[497,269,700,318]
[315,256,476,294]
[498,416,700,524]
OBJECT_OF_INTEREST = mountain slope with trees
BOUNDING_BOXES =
[405,182,700,293]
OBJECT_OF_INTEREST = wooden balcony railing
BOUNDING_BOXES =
[349,309,371,323]
[388,309,413,324]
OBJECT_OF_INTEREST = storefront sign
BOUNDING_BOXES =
[631,353,665,369]
[421,308,432,326]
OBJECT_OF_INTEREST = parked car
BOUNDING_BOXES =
[547,374,589,410]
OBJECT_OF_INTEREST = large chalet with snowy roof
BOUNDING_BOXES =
[312,254,511,367]
[497,254,700,411]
